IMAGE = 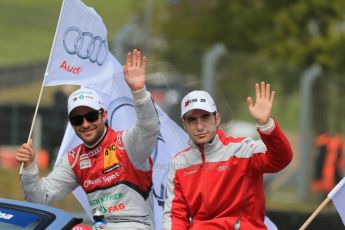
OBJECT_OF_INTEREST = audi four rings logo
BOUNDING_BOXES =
[63,26,108,66]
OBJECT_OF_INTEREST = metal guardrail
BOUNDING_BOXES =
[0,62,46,88]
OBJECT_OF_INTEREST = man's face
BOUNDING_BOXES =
[69,106,107,146]
[182,109,220,146]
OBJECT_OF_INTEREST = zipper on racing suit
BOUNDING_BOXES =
[234,218,241,230]
[201,144,209,211]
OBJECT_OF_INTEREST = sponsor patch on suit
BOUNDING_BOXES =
[80,159,91,169]
[104,143,119,168]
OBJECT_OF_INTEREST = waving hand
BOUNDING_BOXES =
[247,82,275,125]
[123,49,147,91]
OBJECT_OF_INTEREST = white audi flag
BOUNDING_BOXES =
[44,0,115,95]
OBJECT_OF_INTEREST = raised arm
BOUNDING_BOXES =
[122,49,160,168]
[244,82,293,174]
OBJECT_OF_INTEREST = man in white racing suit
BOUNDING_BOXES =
[16,49,160,229]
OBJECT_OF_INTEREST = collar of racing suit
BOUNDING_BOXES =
[188,129,224,159]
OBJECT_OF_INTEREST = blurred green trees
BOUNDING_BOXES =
[161,0,345,132]
[163,0,345,72]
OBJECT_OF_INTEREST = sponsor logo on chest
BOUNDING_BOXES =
[183,169,198,176]
[79,153,91,169]
[86,146,102,157]
[83,172,120,188]
[104,143,119,168]
[89,193,123,206]
[217,165,231,171]
[80,159,91,169]
[102,163,122,174]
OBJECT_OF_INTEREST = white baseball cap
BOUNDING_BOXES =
[181,90,217,117]
[67,88,104,114]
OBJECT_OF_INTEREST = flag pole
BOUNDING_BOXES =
[19,0,66,174]
[19,77,46,174]
[299,197,331,230]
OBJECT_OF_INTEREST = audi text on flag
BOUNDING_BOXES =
[44,0,115,95]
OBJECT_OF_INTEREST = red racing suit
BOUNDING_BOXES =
[67,128,154,227]
[21,89,160,229]
[163,119,293,230]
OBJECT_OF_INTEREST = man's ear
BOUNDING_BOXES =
[215,112,221,127]
[181,118,187,130]
[102,110,108,119]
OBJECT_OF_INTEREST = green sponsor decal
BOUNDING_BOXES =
[89,193,123,206]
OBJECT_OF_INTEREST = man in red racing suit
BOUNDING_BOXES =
[163,82,293,229]
[16,49,160,229]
